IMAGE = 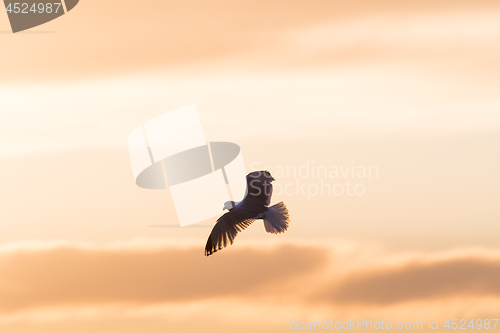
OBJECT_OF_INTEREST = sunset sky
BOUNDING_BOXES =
[1,0,500,332]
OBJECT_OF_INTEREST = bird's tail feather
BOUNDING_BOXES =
[263,202,290,234]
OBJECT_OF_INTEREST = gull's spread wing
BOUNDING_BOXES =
[205,206,257,256]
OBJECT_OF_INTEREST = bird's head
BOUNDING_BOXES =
[246,170,275,182]
[223,201,237,211]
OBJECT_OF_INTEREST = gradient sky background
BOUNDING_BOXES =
[1,0,500,332]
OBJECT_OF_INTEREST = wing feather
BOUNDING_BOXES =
[205,207,257,256]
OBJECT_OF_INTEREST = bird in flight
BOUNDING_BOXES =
[205,170,290,256]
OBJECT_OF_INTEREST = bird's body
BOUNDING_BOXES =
[205,170,290,256]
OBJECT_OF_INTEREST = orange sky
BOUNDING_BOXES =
[1,0,500,332]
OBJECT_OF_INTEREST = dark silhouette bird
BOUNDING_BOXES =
[205,170,290,256]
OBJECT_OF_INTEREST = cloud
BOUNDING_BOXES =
[321,256,500,305]
[0,244,327,313]
[2,0,500,81]
[3,240,500,329]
